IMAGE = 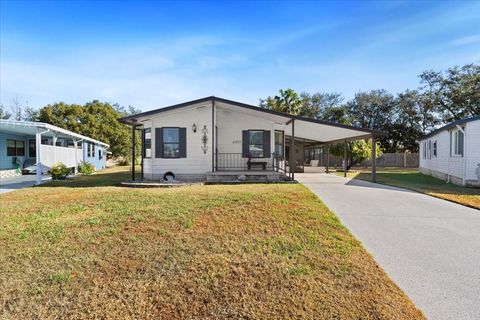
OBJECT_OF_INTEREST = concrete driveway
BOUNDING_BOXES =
[297,173,480,320]
[0,175,51,194]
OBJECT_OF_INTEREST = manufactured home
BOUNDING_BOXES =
[419,115,480,187]
[0,120,109,184]
[119,96,384,182]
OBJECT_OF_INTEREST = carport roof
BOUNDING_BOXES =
[0,120,109,147]
[118,96,386,143]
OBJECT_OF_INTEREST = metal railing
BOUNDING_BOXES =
[215,153,287,172]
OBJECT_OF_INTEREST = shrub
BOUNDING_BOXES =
[117,158,130,166]
[50,162,71,180]
[78,161,95,174]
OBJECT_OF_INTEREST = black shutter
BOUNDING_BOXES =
[264,130,271,157]
[242,130,249,158]
[179,128,187,158]
[155,128,163,158]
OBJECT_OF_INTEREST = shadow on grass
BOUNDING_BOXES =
[349,171,480,209]
[40,166,140,188]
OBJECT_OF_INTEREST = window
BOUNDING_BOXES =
[423,141,427,159]
[16,141,25,156]
[451,129,464,157]
[92,143,95,156]
[144,128,152,158]
[7,140,16,156]
[6,139,25,156]
[163,128,180,158]
[428,140,432,159]
[433,141,437,157]
[41,138,52,145]
[87,142,93,157]
[29,139,36,157]
[99,149,103,160]
[274,130,284,157]
[248,130,264,158]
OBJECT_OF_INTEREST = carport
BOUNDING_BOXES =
[281,115,386,181]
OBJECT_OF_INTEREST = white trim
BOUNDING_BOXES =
[451,127,464,157]
[0,119,109,147]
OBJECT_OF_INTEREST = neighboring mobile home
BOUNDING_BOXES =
[419,115,480,187]
[0,120,109,183]
[119,96,384,182]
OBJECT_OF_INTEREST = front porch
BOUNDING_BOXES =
[206,169,285,183]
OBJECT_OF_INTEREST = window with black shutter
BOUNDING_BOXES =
[163,128,180,158]
[248,130,264,158]
[156,127,186,159]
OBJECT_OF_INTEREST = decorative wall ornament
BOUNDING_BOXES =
[201,125,208,154]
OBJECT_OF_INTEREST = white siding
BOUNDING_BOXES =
[136,102,290,178]
[466,120,480,180]
[40,145,83,168]
[419,119,480,185]
[141,103,213,178]
[216,107,285,154]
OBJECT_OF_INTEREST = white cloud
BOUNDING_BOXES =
[450,34,480,46]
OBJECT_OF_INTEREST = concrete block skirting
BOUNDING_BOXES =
[143,173,207,182]
[0,169,21,179]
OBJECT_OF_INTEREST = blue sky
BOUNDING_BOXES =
[1,0,479,111]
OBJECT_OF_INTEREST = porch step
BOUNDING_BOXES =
[206,171,283,183]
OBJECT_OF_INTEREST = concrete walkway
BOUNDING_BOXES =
[297,173,480,320]
[0,175,51,194]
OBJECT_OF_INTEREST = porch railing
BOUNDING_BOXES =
[215,153,286,172]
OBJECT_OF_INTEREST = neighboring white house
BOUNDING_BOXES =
[118,96,384,182]
[0,120,109,184]
[419,115,480,187]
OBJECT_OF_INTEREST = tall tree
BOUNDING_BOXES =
[38,101,140,159]
[298,92,344,120]
[419,63,480,122]
[259,88,302,115]
[0,104,11,119]
[346,89,396,131]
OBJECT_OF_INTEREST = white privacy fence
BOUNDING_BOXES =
[40,145,83,168]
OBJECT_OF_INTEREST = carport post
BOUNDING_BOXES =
[290,119,295,181]
[35,128,42,185]
[371,135,377,182]
[326,144,329,173]
[344,140,347,178]
[131,122,136,181]
[73,138,78,175]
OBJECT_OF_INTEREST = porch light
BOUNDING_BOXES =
[192,123,197,133]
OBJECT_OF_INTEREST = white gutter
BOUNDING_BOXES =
[456,125,466,186]
[0,119,109,147]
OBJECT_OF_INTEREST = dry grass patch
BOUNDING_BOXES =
[0,167,424,319]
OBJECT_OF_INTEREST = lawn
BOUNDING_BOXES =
[335,168,480,209]
[0,167,423,319]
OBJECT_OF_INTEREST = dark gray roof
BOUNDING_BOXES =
[421,115,480,140]
[118,96,386,136]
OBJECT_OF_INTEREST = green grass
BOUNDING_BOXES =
[335,168,480,209]
[0,166,424,319]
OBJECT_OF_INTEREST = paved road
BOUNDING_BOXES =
[0,175,51,194]
[297,173,480,320]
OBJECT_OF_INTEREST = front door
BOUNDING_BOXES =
[28,139,36,158]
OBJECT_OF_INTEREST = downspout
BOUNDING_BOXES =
[456,125,467,186]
